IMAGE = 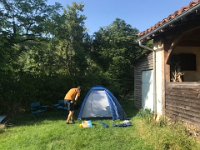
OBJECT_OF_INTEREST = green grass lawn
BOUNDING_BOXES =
[0,100,200,150]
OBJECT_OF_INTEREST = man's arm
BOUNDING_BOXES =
[75,90,80,101]
[75,94,79,101]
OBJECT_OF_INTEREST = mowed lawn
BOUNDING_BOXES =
[0,100,200,150]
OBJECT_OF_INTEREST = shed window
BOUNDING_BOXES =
[171,53,196,71]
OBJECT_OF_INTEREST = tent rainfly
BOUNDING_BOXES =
[78,86,126,120]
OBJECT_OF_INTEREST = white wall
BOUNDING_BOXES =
[142,70,154,111]
[154,43,164,115]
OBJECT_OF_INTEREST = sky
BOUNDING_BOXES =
[48,0,192,34]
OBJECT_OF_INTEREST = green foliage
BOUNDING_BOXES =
[0,72,73,114]
[0,1,144,114]
[135,117,199,150]
[137,109,154,123]
[92,18,142,97]
[52,3,90,81]
[0,2,89,114]
[0,0,62,114]
[0,0,60,75]
[135,109,200,150]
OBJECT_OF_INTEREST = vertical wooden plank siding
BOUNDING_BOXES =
[134,52,153,109]
[166,83,200,126]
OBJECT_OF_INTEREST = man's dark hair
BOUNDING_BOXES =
[77,86,81,90]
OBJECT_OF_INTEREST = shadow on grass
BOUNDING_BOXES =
[9,100,138,127]
[10,109,70,127]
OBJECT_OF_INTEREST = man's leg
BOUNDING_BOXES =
[69,102,75,123]
[66,111,72,123]
[70,111,75,123]
[66,101,75,124]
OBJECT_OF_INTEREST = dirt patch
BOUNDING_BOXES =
[0,124,5,129]
[0,124,6,133]
[184,122,200,140]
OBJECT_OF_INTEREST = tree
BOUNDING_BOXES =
[0,0,62,113]
[0,0,62,73]
[92,18,142,97]
[53,3,90,84]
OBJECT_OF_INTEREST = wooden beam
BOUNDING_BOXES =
[177,40,200,47]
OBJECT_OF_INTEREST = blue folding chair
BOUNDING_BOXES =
[0,115,7,124]
[54,100,68,111]
[31,102,48,115]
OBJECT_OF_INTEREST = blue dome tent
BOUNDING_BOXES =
[78,86,126,120]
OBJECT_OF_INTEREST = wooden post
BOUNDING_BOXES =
[163,41,173,116]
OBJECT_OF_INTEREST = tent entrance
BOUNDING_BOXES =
[81,90,112,118]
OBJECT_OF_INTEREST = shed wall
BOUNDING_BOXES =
[166,83,200,127]
[134,52,153,108]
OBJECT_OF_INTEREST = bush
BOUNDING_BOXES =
[137,109,154,123]
[135,109,197,150]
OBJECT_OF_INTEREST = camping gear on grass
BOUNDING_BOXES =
[99,121,109,128]
[113,120,132,127]
[54,100,68,111]
[79,120,93,128]
[78,86,126,120]
[31,102,48,115]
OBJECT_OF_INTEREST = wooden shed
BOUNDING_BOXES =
[135,1,200,126]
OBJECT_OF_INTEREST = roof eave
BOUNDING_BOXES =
[138,3,200,42]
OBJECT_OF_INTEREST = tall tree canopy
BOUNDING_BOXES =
[0,0,62,73]
[0,0,61,42]
[92,18,142,96]
[53,3,90,80]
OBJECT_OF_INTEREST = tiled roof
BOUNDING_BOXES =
[139,0,200,39]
